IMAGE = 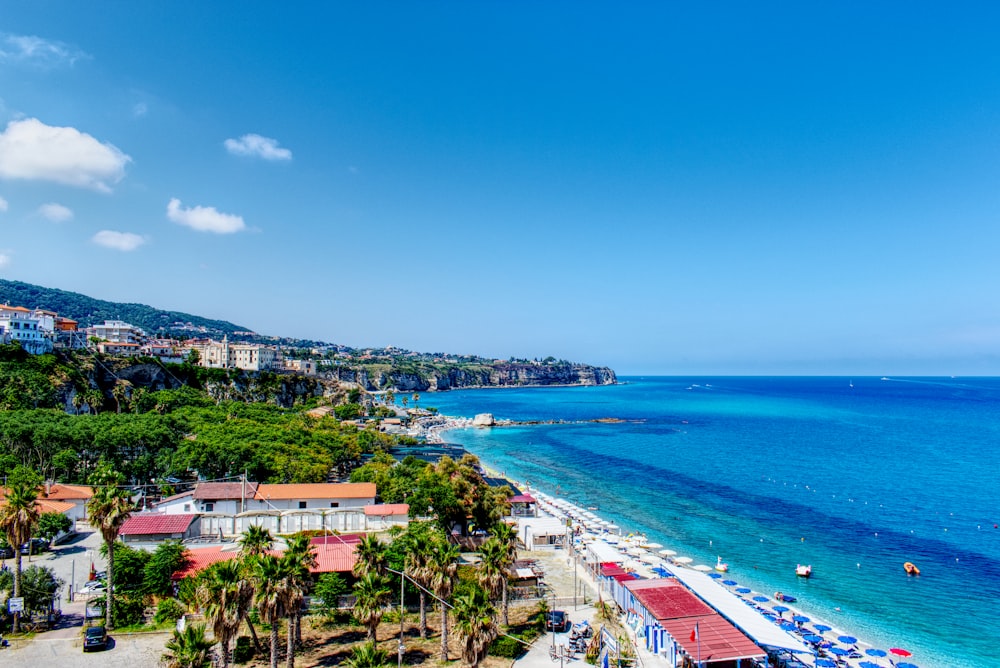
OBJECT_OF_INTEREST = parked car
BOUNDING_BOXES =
[83,625,107,652]
[79,580,107,595]
[19,538,49,555]
[0,543,14,559]
[545,610,569,632]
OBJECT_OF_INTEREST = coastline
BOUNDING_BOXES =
[411,415,930,668]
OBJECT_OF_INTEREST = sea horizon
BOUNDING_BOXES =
[412,376,1000,668]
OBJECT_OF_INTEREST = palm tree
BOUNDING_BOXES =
[163,622,215,668]
[353,572,392,641]
[283,534,317,659]
[404,527,435,638]
[86,463,133,629]
[353,534,387,578]
[487,523,519,625]
[0,475,39,633]
[428,539,460,661]
[84,388,104,414]
[254,555,292,668]
[198,560,254,668]
[239,524,275,560]
[344,641,390,668]
[383,388,395,408]
[111,380,131,414]
[452,585,499,668]
[476,538,510,626]
[71,391,84,415]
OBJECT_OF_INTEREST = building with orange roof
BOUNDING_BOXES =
[172,541,357,581]
[42,483,93,521]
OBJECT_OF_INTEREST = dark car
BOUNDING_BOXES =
[545,610,569,632]
[0,542,14,559]
[83,625,108,652]
[19,538,49,555]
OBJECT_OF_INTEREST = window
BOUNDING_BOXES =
[183,504,191,512]
[298,501,307,509]
[205,502,214,512]
[330,502,339,508]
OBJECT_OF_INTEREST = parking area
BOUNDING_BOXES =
[2,631,170,666]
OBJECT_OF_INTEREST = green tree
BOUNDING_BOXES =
[163,622,215,668]
[87,463,135,629]
[0,465,41,633]
[477,538,511,626]
[344,641,390,668]
[428,539,460,661]
[352,572,392,642]
[353,534,387,578]
[283,534,317,666]
[312,572,347,617]
[198,560,253,668]
[254,555,292,668]
[21,564,64,618]
[239,524,274,560]
[144,540,189,596]
[401,522,436,638]
[453,585,499,668]
[490,523,519,626]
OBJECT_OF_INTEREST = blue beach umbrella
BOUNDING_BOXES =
[859,662,881,668]
[865,648,887,657]
[803,634,824,644]
[792,615,810,623]
[816,659,836,667]
[708,572,722,579]
[752,595,769,602]
[779,622,797,631]
[838,635,858,644]
[813,624,832,632]
[829,647,850,656]
[897,663,919,668]
[735,587,751,593]
[773,605,790,613]
[722,579,738,586]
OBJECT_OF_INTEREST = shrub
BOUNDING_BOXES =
[154,598,187,624]
[233,635,255,664]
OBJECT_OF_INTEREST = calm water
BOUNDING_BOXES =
[416,377,1000,668]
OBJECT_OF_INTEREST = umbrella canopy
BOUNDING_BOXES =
[658,549,677,556]
[859,662,881,668]
[752,595,770,602]
[813,624,832,633]
[792,615,810,623]
[645,542,663,549]
[897,663,920,668]
[779,622,797,631]
[693,564,713,572]
[707,572,722,578]
[829,647,850,656]
[772,605,790,613]
[674,556,693,564]
[816,660,837,668]
[838,635,858,644]
[865,649,887,657]
[722,580,738,586]
[803,634,824,644]
[890,648,913,657]
[736,587,751,593]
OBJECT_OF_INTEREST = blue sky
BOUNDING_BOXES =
[1,3,999,375]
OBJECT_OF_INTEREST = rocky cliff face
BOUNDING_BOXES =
[320,363,617,392]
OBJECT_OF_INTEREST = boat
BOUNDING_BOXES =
[795,564,812,577]
[903,561,921,575]
[774,592,797,603]
[715,556,729,572]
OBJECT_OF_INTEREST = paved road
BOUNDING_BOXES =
[2,631,169,667]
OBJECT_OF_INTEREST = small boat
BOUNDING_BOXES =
[903,561,921,575]
[715,556,729,572]
[774,592,797,603]
[795,564,812,577]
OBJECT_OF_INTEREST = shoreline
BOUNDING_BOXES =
[412,417,925,668]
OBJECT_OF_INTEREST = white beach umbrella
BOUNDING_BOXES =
[640,553,660,565]
[659,549,677,556]
[693,564,713,572]
[645,542,664,549]
[674,556,693,564]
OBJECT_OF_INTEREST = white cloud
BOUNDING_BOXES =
[0,196,7,212]
[132,102,148,118]
[0,252,9,268]
[224,133,292,161]
[92,230,146,251]
[0,118,131,192]
[167,198,246,234]
[0,33,87,68]
[38,202,73,222]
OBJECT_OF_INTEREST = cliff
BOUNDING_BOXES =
[321,362,617,392]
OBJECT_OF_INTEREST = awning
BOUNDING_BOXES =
[515,568,536,579]
[587,540,625,563]
[666,567,813,655]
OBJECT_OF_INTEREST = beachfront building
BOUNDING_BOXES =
[41,483,93,522]
[120,513,202,545]
[182,336,282,371]
[87,319,145,344]
[173,535,358,582]
[0,307,53,354]
[363,503,410,530]
[97,341,142,356]
[508,493,538,518]
[515,516,570,550]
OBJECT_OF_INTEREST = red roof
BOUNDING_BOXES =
[193,482,258,500]
[508,494,536,503]
[363,503,409,516]
[625,579,714,619]
[659,614,765,663]
[120,513,195,536]
[310,533,363,545]
[173,541,357,580]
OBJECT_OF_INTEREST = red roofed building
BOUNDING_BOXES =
[363,503,409,530]
[172,541,356,580]
[120,513,201,544]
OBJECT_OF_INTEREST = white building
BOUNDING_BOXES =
[0,307,53,354]
[87,320,145,344]
[183,336,282,371]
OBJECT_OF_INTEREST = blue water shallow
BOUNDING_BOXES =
[418,377,1000,668]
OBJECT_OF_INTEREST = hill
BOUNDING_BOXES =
[0,279,249,338]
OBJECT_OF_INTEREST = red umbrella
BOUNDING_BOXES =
[890,648,912,657]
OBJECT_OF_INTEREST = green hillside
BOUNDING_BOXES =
[0,279,248,337]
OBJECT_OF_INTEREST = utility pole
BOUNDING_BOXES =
[398,568,405,668]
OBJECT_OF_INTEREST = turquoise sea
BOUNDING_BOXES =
[416,377,1000,668]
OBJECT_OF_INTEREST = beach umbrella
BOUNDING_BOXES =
[646,542,663,549]
[896,663,919,668]
[813,624,832,633]
[736,587,751,593]
[674,556,693,564]
[658,549,677,556]
[838,635,858,644]
[890,648,912,658]
[829,647,850,657]
[752,595,769,602]
[859,662,881,668]
[707,572,722,578]
[693,564,713,572]
[722,579,738,586]
[772,605,790,613]
[803,634,824,644]
[816,660,836,668]
[779,622,797,631]
[792,615,810,623]
[865,649,887,657]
